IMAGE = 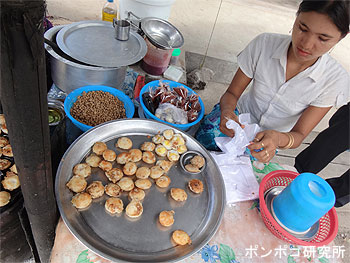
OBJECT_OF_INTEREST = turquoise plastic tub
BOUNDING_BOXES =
[139,80,204,130]
[272,172,335,233]
[64,85,135,132]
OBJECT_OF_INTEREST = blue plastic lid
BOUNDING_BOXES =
[107,0,113,2]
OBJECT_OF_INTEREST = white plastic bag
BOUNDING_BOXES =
[215,113,260,156]
[211,154,259,203]
[211,113,261,204]
[155,103,188,124]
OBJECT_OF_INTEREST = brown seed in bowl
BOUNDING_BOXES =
[170,188,187,202]
[172,230,191,245]
[70,90,126,127]
[188,179,204,194]
[159,210,175,227]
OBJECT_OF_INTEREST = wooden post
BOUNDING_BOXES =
[1,1,58,262]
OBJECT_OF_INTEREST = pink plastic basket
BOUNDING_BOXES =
[259,170,338,246]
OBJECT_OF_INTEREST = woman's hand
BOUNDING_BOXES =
[247,130,279,163]
[219,68,252,137]
[219,109,245,137]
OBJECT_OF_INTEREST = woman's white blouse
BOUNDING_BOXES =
[237,33,349,132]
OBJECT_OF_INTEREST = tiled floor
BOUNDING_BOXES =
[46,0,350,259]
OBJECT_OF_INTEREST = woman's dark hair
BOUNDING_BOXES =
[297,0,350,38]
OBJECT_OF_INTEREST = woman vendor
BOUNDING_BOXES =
[195,0,349,163]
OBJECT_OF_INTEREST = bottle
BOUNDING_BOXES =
[102,0,118,23]
[169,49,181,65]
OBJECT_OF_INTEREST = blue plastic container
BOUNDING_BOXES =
[64,85,135,132]
[139,80,205,130]
[272,172,335,233]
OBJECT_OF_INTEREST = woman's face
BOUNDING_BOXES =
[291,11,342,62]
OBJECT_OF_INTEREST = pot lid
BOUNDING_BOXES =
[56,21,147,68]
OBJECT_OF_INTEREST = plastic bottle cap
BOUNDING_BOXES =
[172,48,181,57]
[107,0,113,2]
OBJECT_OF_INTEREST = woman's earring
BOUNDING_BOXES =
[289,29,292,34]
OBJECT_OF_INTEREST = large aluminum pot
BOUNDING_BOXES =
[44,26,126,94]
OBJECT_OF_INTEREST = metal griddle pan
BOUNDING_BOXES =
[55,119,225,262]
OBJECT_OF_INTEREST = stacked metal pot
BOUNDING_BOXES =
[44,21,147,94]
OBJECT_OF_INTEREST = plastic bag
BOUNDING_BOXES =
[155,103,188,124]
[211,113,261,204]
[211,154,259,204]
[215,113,260,157]
[148,82,201,123]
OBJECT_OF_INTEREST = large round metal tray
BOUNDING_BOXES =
[56,20,147,68]
[55,119,225,262]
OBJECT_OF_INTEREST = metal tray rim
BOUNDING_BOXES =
[55,118,226,262]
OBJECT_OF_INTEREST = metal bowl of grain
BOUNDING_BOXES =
[64,85,135,132]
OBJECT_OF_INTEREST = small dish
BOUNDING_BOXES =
[179,150,206,174]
